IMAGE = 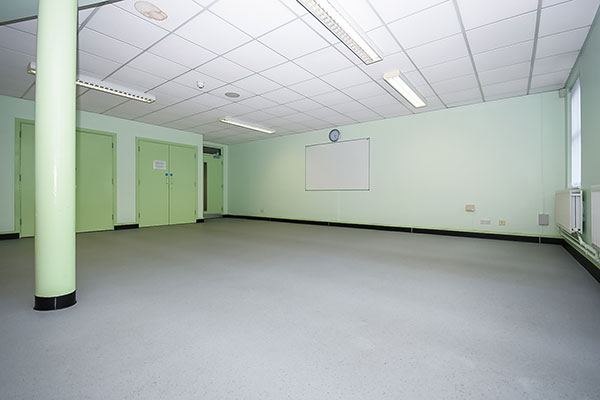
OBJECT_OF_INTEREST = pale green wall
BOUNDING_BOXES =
[228,92,565,237]
[0,94,222,232]
[565,14,600,262]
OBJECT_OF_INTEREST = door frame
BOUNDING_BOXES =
[135,137,198,225]
[202,145,225,216]
[14,118,117,237]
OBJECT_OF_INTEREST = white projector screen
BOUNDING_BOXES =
[305,138,370,191]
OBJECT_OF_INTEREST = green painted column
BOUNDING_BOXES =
[34,0,78,311]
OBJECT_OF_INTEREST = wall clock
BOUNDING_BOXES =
[329,128,340,142]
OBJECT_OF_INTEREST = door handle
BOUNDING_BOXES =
[170,173,174,185]
[165,172,168,184]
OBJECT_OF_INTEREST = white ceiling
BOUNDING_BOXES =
[0,0,598,144]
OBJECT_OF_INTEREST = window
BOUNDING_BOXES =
[570,78,582,188]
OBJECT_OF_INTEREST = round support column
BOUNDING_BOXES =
[34,0,78,311]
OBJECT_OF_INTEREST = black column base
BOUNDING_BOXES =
[34,290,76,311]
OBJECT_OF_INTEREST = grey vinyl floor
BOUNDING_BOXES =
[0,218,599,400]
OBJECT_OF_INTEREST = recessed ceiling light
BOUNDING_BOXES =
[383,70,426,108]
[220,117,275,134]
[134,1,167,21]
[27,62,156,103]
[297,0,382,65]
[225,92,240,98]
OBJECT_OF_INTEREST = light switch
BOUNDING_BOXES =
[465,204,475,212]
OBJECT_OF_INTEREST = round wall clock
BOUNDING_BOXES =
[329,128,340,142]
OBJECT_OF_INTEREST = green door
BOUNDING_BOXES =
[138,141,170,227]
[76,131,114,232]
[19,124,115,237]
[169,145,197,224]
[203,153,223,214]
[20,122,35,237]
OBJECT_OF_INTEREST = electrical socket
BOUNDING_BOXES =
[499,219,506,226]
[465,204,475,212]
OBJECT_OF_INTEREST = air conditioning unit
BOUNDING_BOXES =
[555,189,583,233]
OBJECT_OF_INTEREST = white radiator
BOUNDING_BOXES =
[592,185,600,248]
[555,189,583,233]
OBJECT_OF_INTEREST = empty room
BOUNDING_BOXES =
[1,0,599,398]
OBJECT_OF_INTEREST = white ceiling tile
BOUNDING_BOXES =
[359,92,399,108]
[77,90,128,113]
[288,78,336,97]
[261,87,305,103]
[530,69,570,88]
[431,74,479,95]
[329,100,369,114]
[176,11,251,54]
[8,19,37,35]
[78,51,120,78]
[535,26,589,58]
[407,33,469,68]
[343,81,387,99]
[152,80,201,102]
[473,40,534,71]
[294,46,354,76]
[414,84,435,98]
[188,92,231,108]
[103,99,166,119]
[210,0,296,37]
[420,57,474,83]
[366,26,402,56]
[457,0,538,30]
[482,78,529,97]
[538,0,599,37]
[351,109,383,122]
[264,104,297,117]
[196,57,253,82]
[478,62,531,86]
[533,51,579,76]
[225,41,287,72]
[369,0,450,24]
[235,96,278,110]
[238,109,278,121]
[339,0,383,31]
[311,90,353,106]
[284,112,318,123]
[261,62,314,86]
[388,1,461,49]
[78,27,142,64]
[331,42,368,66]
[529,83,564,94]
[0,47,36,98]
[0,27,36,56]
[86,5,168,48]
[114,0,204,32]
[416,96,446,112]
[149,35,217,69]
[402,70,428,87]
[285,98,322,112]
[466,12,537,54]
[127,52,189,80]
[486,89,528,101]
[233,74,282,94]
[173,69,226,92]
[258,19,330,60]
[542,0,572,7]
[438,87,482,104]
[359,51,414,79]
[446,97,481,107]
[209,84,255,101]
[109,66,166,91]
[320,67,372,89]
[375,103,412,118]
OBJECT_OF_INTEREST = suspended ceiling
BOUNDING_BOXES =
[0,0,597,144]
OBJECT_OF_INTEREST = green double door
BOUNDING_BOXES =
[203,153,223,214]
[19,122,115,237]
[137,140,197,227]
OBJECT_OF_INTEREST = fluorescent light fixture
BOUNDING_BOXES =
[297,0,382,65]
[27,62,156,103]
[383,70,426,108]
[220,117,275,134]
